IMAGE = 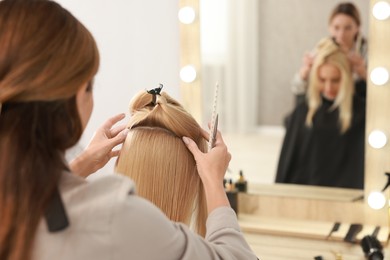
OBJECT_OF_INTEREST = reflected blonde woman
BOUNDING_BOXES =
[115,87,207,236]
[276,37,366,189]
[306,37,354,133]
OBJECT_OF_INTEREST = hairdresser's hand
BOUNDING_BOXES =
[183,129,231,213]
[70,113,129,178]
[348,52,367,80]
[299,52,315,80]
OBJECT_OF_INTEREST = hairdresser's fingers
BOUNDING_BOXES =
[110,149,121,158]
[200,125,225,146]
[302,52,312,64]
[183,136,203,158]
[110,124,127,138]
[307,56,315,66]
[200,128,210,141]
[102,113,126,130]
[108,128,129,148]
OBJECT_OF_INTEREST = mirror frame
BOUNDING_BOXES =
[179,0,390,228]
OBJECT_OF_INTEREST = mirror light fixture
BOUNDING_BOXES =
[368,130,388,149]
[178,6,196,24]
[180,65,197,83]
[368,191,386,210]
[367,173,390,210]
[372,1,390,20]
[370,67,389,86]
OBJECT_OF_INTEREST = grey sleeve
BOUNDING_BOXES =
[205,207,259,259]
[111,185,258,260]
[291,73,308,95]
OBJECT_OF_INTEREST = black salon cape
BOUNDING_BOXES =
[275,96,366,189]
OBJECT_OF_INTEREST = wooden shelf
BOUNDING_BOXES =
[238,213,390,259]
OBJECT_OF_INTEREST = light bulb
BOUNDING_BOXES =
[373,1,390,20]
[368,191,386,210]
[370,67,389,86]
[368,130,387,149]
[180,65,197,83]
[178,7,196,24]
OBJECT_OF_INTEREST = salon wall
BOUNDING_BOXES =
[59,0,180,173]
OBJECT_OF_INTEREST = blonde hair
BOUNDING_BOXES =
[115,91,207,236]
[306,38,354,133]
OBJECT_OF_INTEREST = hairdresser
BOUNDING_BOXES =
[0,1,257,260]
[291,2,367,104]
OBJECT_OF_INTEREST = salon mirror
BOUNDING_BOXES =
[179,0,390,226]
[199,0,370,188]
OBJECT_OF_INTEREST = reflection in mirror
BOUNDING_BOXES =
[200,0,369,190]
[181,0,390,235]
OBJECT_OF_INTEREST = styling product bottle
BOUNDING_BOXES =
[225,178,238,213]
[235,170,247,192]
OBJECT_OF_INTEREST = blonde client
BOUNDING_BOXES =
[276,37,366,189]
[116,86,208,236]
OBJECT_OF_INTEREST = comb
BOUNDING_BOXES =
[208,82,219,151]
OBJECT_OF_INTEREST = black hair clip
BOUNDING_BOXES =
[44,187,69,232]
[147,84,163,105]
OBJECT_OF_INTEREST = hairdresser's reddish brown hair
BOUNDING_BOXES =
[329,2,361,26]
[0,1,99,259]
